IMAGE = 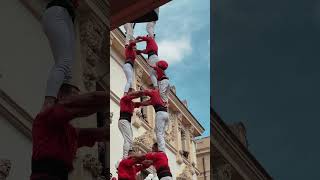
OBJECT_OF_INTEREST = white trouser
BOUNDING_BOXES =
[123,63,133,93]
[155,111,169,152]
[158,79,170,104]
[146,21,156,38]
[124,23,134,45]
[146,8,159,38]
[118,120,133,158]
[160,176,172,180]
[148,54,159,87]
[42,6,75,98]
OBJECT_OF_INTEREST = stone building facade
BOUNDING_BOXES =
[196,137,210,180]
[110,28,205,179]
[211,108,273,180]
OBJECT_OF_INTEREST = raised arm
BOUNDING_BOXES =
[76,127,108,148]
[59,91,107,118]
[136,36,148,42]
[127,90,145,99]
[139,99,152,107]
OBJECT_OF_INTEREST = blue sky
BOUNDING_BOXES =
[121,0,210,137]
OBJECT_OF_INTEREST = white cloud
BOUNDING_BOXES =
[157,36,192,64]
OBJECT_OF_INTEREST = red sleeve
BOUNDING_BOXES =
[142,89,152,97]
[128,41,136,48]
[145,152,156,161]
[134,165,144,172]
[140,36,149,41]
[48,104,74,126]
[124,158,136,166]
[134,102,142,108]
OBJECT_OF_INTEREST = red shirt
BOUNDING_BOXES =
[117,157,137,180]
[143,89,166,107]
[120,95,141,114]
[145,152,170,172]
[153,66,167,81]
[31,104,95,173]
[125,42,137,63]
[139,36,158,55]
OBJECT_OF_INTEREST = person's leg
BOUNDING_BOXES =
[42,6,74,109]
[124,23,134,45]
[118,120,133,158]
[148,54,159,87]
[123,63,134,94]
[146,21,156,38]
[155,111,169,152]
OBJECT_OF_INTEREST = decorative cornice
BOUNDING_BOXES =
[0,159,11,180]
[0,90,32,139]
[82,153,103,177]
[211,109,273,180]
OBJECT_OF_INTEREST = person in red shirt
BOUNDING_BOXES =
[123,40,138,95]
[118,88,145,158]
[132,143,172,180]
[135,35,160,88]
[31,84,108,180]
[148,60,170,104]
[117,150,153,180]
[136,86,169,153]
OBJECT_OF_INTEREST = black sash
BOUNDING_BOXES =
[159,76,169,81]
[32,158,68,180]
[148,51,157,58]
[157,166,172,179]
[119,112,133,122]
[154,105,167,112]
[124,60,134,67]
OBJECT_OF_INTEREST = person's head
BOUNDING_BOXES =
[152,143,159,152]
[129,39,137,50]
[156,60,169,70]
[57,83,80,101]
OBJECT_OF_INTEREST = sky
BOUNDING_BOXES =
[213,0,320,179]
[121,0,210,137]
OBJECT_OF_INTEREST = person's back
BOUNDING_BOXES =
[32,103,77,169]
[117,157,136,180]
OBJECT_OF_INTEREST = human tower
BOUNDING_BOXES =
[115,14,173,180]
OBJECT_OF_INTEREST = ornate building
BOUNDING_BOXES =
[196,136,210,180]
[110,28,205,179]
[211,108,273,180]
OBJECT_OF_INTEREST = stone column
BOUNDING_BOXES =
[213,163,233,180]
[187,126,195,165]
[176,113,183,164]
[0,160,11,180]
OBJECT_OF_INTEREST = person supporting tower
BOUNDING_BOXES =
[41,0,80,111]
[118,88,144,158]
[31,84,108,180]
[123,40,138,96]
[137,86,169,153]
[135,35,159,88]
[117,150,153,180]
[132,143,173,180]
